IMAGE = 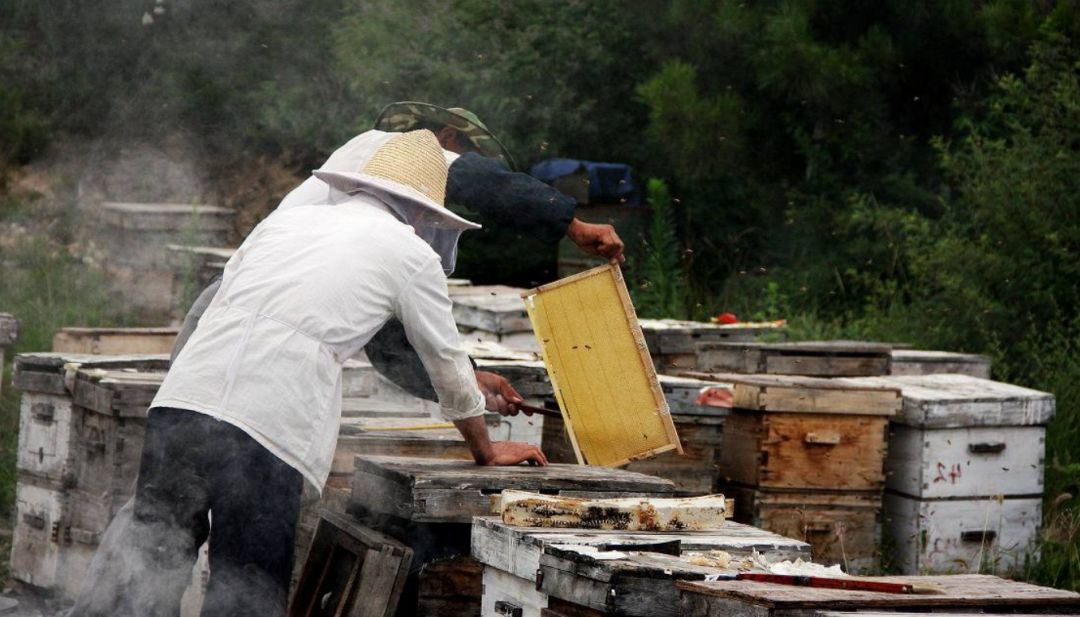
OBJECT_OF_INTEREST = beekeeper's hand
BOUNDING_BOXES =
[566,218,625,264]
[475,370,524,416]
[482,441,549,466]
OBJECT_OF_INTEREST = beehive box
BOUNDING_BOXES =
[522,264,682,467]
[850,373,1053,574]
[450,284,537,351]
[890,349,992,378]
[52,327,179,355]
[715,375,900,572]
[676,575,1080,617]
[350,455,677,617]
[698,341,892,377]
[472,516,809,617]
[96,202,234,315]
[639,318,787,371]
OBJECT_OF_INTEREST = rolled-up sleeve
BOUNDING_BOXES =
[393,257,485,421]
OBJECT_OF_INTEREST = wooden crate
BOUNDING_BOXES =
[52,327,179,355]
[522,265,682,466]
[718,375,898,492]
[677,574,1080,616]
[884,492,1042,575]
[10,477,70,590]
[721,411,888,491]
[698,341,892,377]
[886,423,1045,499]
[289,510,412,617]
[890,349,991,378]
[724,485,882,573]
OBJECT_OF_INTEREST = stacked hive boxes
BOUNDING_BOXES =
[9,353,169,595]
[853,373,1053,573]
[96,202,234,316]
[717,375,902,572]
[472,516,809,617]
[640,318,787,371]
[348,456,678,617]
[450,284,537,351]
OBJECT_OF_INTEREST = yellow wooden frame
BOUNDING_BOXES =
[521,264,682,466]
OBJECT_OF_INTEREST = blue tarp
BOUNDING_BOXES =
[530,158,640,205]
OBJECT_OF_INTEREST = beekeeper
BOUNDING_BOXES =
[68,130,547,617]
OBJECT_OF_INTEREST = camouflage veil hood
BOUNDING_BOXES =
[374,101,518,171]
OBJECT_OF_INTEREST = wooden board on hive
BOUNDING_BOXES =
[521,264,681,466]
[720,411,888,491]
[13,352,170,395]
[890,349,992,378]
[676,574,1080,616]
[350,455,677,525]
[697,374,902,416]
[470,517,810,583]
[848,374,1055,428]
[698,341,892,377]
[52,327,179,355]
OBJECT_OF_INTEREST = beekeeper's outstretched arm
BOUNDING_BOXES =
[394,256,547,466]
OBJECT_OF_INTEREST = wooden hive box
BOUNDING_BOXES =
[677,575,1080,617]
[890,349,992,378]
[639,319,788,371]
[450,284,537,351]
[472,517,809,617]
[713,375,900,572]
[522,264,682,467]
[698,341,892,377]
[849,374,1053,574]
[350,455,676,617]
[52,327,179,355]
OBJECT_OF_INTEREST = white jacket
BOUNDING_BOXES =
[151,195,485,490]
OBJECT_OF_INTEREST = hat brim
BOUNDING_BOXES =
[374,101,518,171]
[313,169,481,231]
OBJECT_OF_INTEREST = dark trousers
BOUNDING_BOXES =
[68,407,304,617]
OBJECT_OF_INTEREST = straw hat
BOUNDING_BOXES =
[373,101,518,171]
[314,130,481,230]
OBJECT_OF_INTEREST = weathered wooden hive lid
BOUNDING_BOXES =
[849,374,1054,428]
[724,374,902,416]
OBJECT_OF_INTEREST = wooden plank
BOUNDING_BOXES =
[720,411,888,491]
[351,456,675,524]
[890,350,992,378]
[639,319,788,355]
[724,486,882,573]
[499,491,727,531]
[676,574,1080,610]
[522,264,681,466]
[52,327,179,355]
[470,517,810,582]
[886,424,1044,499]
[884,492,1042,575]
[849,374,1055,428]
[698,342,891,377]
[13,353,170,395]
[288,510,412,617]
